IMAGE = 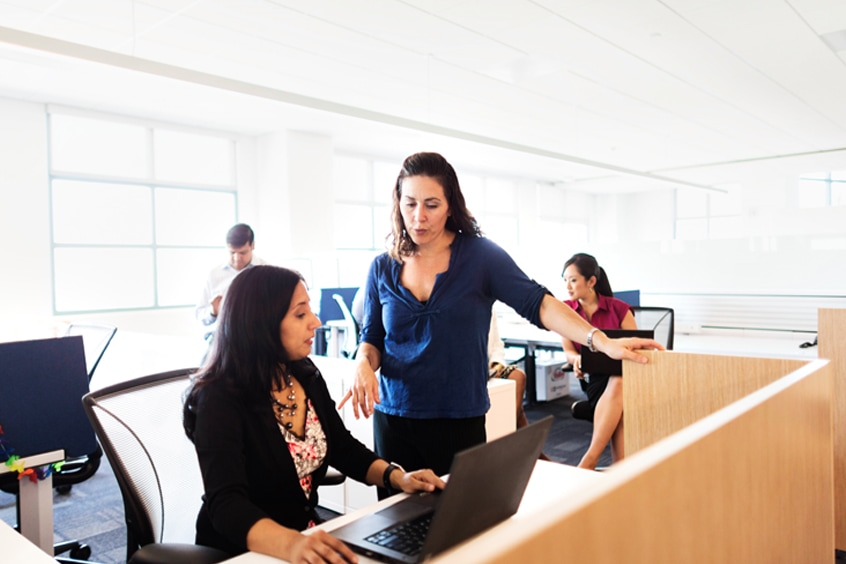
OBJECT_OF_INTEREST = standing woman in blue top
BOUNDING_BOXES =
[339,152,661,480]
[561,253,636,470]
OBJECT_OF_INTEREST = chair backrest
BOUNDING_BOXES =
[631,306,675,350]
[332,293,359,358]
[82,368,202,559]
[65,322,118,379]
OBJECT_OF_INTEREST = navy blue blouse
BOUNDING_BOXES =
[360,234,549,419]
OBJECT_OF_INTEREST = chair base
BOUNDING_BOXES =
[54,539,92,560]
[129,543,231,564]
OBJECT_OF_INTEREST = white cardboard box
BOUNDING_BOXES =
[526,356,571,402]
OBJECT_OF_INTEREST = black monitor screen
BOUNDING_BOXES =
[0,336,96,458]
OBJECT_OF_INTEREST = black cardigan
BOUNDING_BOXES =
[191,358,378,555]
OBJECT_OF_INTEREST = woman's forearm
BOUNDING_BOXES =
[539,294,596,345]
[355,341,382,372]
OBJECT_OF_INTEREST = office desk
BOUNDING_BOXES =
[0,518,58,563]
[222,461,604,564]
[497,319,566,404]
[0,449,64,555]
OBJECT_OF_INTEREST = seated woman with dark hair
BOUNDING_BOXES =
[183,265,444,563]
[560,253,637,470]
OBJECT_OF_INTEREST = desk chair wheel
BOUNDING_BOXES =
[56,484,73,495]
[71,543,92,560]
[571,400,595,422]
[54,539,92,561]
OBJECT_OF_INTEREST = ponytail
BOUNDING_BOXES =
[562,253,614,297]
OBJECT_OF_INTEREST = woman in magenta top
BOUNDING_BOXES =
[561,253,637,470]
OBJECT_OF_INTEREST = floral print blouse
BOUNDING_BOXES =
[280,398,328,523]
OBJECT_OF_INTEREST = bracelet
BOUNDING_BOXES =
[587,328,600,353]
[382,462,404,493]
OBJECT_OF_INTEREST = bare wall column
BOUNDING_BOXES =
[254,130,334,263]
[287,131,334,254]
[0,98,53,340]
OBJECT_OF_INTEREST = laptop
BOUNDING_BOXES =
[332,416,553,563]
[580,329,655,376]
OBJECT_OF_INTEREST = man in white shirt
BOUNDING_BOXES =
[195,223,265,342]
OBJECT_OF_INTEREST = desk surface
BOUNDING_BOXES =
[496,319,562,349]
[0,519,57,563]
[223,461,603,563]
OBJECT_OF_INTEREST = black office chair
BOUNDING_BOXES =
[571,307,674,423]
[630,306,675,351]
[83,368,344,564]
[81,369,230,564]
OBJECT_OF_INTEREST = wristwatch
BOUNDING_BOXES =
[382,462,405,493]
[587,328,600,352]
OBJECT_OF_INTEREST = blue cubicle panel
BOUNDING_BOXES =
[0,336,96,458]
[616,290,641,307]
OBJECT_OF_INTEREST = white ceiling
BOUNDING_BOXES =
[1,0,846,193]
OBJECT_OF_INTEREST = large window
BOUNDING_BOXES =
[798,171,846,208]
[675,185,743,241]
[49,110,238,313]
[333,155,529,253]
[332,155,391,250]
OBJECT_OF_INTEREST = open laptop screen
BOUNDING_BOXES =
[580,329,654,376]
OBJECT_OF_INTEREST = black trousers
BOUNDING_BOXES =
[373,411,486,498]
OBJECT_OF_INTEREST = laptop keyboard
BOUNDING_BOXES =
[365,513,433,557]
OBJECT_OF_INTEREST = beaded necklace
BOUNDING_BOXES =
[271,371,302,438]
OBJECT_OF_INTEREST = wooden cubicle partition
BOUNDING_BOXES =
[820,308,846,548]
[624,351,809,454]
[434,355,833,563]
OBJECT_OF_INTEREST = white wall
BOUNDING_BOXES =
[3,94,845,342]
[588,179,846,298]
[0,99,53,341]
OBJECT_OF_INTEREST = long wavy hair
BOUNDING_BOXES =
[388,152,481,261]
[184,265,304,439]
[562,253,614,297]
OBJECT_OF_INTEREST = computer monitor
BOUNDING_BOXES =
[0,336,96,458]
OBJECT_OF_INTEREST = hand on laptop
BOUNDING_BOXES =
[394,468,446,494]
[291,529,359,563]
